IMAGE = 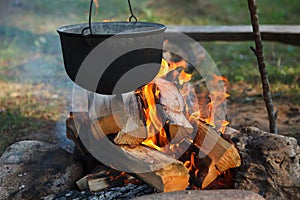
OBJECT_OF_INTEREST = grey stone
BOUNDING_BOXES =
[144,187,154,194]
[42,194,55,200]
[65,192,72,197]
[231,127,300,200]
[119,186,127,193]
[0,140,83,199]
[88,196,99,200]
[127,183,137,190]
[132,189,264,200]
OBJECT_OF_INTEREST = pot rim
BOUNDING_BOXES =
[57,21,166,38]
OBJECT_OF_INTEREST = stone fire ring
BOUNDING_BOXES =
[133,189,264,200]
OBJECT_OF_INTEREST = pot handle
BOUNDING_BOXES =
[81,0,138,38]
[127,0,138,22]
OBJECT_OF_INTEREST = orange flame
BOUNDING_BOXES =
[178,71,192,85]
[141,58,230,151]
[142,83,163,134]
[156,59,169,78]
[184,152,195,171]
[141,83,169,151]
[136,56,231,189]
[206,74,230,133]
[139,58,230,182]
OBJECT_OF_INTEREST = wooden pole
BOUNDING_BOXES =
[247,0,278,134]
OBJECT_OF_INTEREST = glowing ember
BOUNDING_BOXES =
[184,152,195,171]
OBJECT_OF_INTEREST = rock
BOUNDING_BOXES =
[0,140,83,199]
[132,189,264,200]
[231,127,300,200]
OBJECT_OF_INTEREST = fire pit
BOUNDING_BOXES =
[66,45,241,191]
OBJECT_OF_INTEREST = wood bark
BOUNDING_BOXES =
[247,0,278,134]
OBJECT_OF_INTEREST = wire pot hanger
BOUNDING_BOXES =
[83,0,138,36]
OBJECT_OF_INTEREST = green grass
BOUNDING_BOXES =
[0,0,300,153]
[130,0,300,25]
[200,41,300,103]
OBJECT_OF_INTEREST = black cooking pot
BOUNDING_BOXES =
[57,21,166,94]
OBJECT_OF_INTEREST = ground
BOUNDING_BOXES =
[0,0,299,154]
[228,98,300,142]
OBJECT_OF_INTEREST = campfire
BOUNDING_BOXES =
[66,51,241,193]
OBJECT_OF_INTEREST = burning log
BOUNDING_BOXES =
[79,144,190,192]
[178,138,235,189]
[119,145,189,192]
[67,112,189,192]
[153,78,194,142]
[190,116,241,172]
[185,116,241,188]
[77,145,189,192]
[137,78,193,146]
[76,165,135,192]
[89,78,193,145]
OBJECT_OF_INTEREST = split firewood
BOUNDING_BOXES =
[88,78,193,145]
[153,78,185,114]
[117,145,189,192]
[88,92,147,143]
[188,115,241,188]
[178,82,199,117]
[121,78,195,145]
[178,139,220,189]
[114,92,147,145]
[155,78,193,142]
[76,165,135,192]
[140,78,194,143]
[88,93,126,139]
[68,114,189,192]
[179,136,238,189]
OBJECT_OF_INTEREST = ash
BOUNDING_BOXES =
[51,183,154,200]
